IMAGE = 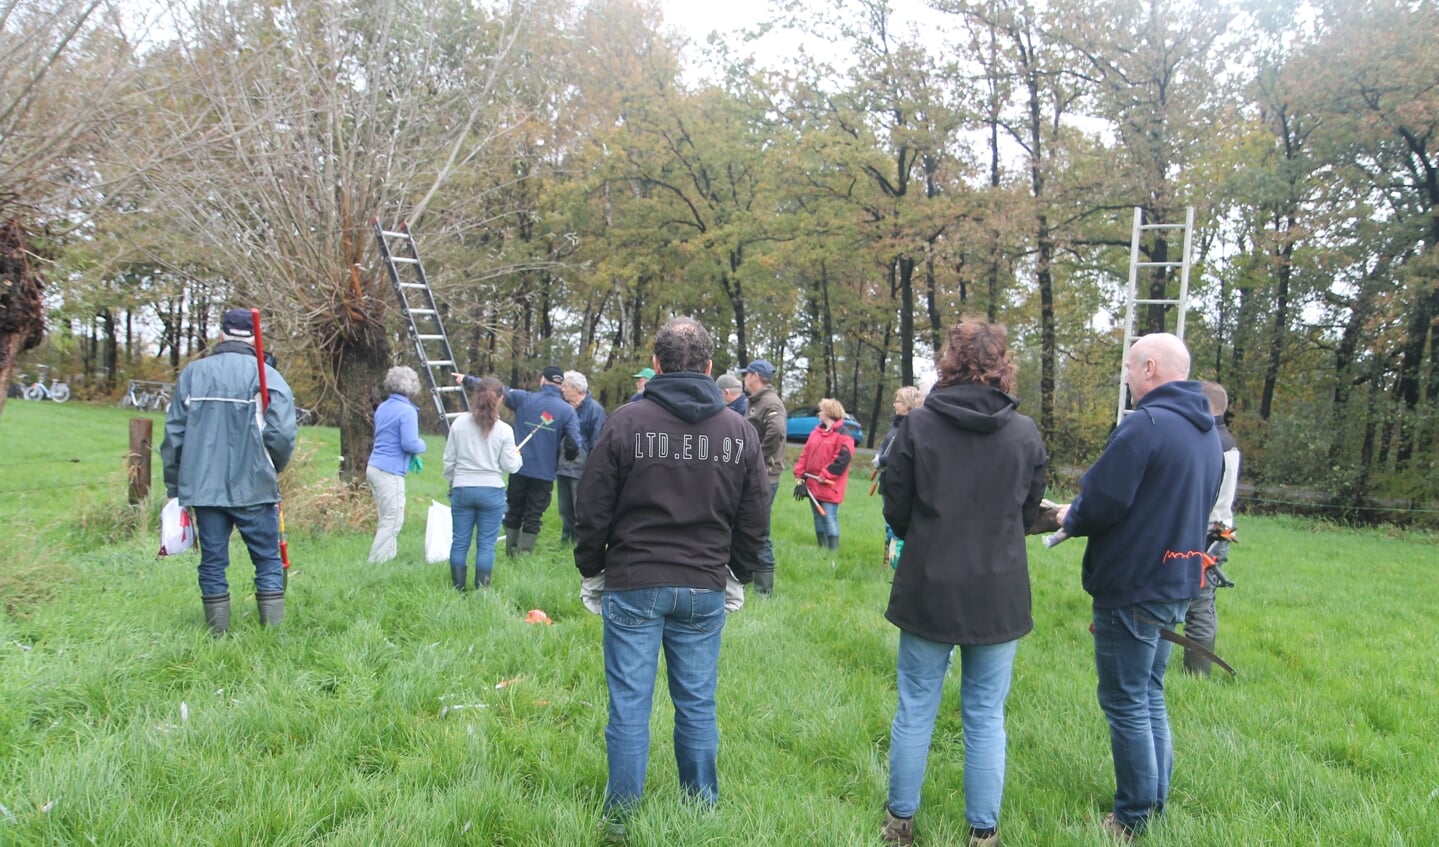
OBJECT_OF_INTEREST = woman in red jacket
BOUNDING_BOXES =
[794,398,855,549]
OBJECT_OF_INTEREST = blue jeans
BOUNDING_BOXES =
[193,505,284,596]
[450,486,507,581]
[811,500,839,539]
[602,586,727,811]
[1093,600,1189,830]
[888,631,1017,829]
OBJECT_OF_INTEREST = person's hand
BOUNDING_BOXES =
[724,569,744,613]
[1055,503,1071,525]
[451,372,466,385]
[580,574,605,615]
[793,482,807,501]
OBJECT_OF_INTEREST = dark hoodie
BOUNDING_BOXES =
[1062,380,1223,609]
[882,384,1048,645]
[573,372,770,591]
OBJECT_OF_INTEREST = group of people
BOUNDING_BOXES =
[161,306,1239,847]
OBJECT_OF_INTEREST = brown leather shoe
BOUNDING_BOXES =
[882,809,914,846]
[968,831,1001,847]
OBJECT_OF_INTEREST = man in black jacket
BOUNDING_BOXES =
[574,316,769,824]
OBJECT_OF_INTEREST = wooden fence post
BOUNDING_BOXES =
[129,418,152,504]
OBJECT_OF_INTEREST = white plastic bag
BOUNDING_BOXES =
[158,498,195,556]
[425,500,452,564]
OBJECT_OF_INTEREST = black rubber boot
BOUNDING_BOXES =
[815,531,826,547]
[451,565,468,592]
[1183,638,1215,676]
[475,569,492,589]
[517,531,539,554]
[256,590,285,627]
[202,593,230,636]
[504,528,519,558]
[752,569,774,595]
[826,535,840,550]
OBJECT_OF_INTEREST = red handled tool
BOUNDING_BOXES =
[250,309,291,573]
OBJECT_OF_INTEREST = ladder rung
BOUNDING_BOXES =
[435,385,463,393]
[380,229,409,239]
[1134,298,1181,305]
[392,257,419,265]
[426,360,454,367]
[399,282,427,289]
[1134,261,1183,268]
[417,334,444,341]
[1138,223,1188,231]
[409,309,437,316]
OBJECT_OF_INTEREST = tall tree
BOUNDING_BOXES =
[117,0,533,479]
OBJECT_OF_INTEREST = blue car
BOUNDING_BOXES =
[785,407,864,444]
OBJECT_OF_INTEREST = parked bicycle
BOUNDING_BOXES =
[119,379,173,412]
[21,367,70,403]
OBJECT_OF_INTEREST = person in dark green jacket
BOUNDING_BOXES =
[162,308,297,635]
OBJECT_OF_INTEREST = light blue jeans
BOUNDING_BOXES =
[1093,599,1188,831]
[810,500,840,540]
[602,586,727,812]
[449,486,506,583]
[888,630,1018,830]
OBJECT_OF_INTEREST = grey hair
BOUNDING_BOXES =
[383,365,422,396]
[563,370,589,394]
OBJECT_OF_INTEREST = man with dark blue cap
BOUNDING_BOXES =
[741,359,785,594]
[162,307,297,634]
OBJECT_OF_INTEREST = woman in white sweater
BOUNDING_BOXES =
[443,377,522,590]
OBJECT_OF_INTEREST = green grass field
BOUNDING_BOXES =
[0,401,1435,845]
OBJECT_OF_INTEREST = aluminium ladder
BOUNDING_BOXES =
[1115,206,1195,426]
[372,217,468,433]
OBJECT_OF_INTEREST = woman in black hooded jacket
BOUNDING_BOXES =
[879,319,1048,847]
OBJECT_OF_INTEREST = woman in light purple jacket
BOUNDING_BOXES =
[366,366,427,563]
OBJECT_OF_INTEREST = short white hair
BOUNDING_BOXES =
[563,370,588,394]
[383,365,422,396]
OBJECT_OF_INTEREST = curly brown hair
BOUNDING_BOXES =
[934,319,1017,395]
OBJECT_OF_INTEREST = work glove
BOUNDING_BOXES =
[1025,499,1062,535]
[724,569,745,613]
[580,574,605,615]
[408,455,423,474]
[793,481,808,501]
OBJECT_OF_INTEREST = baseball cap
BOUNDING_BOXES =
[715,373,742,391]
[541,365,564,384]
[740,360,775,379]
[221,308,254,338]
[632,367,655,379]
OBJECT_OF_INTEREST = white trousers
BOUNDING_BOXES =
[366,465,406,563]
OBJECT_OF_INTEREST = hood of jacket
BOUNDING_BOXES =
[1133,381,1215,433]
[922,383,1018,434]
[644,372,726,423]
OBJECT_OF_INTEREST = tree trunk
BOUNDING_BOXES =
[1260,215,1295,421]
[1036,213,1056,444]
[898,255,915,388]
[320,312,391,484]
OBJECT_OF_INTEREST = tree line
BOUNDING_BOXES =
[0,0,1434,517]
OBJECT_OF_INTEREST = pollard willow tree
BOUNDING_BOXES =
[120,0,535,480]
[0,0,142,419]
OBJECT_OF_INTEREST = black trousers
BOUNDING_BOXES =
[505,475,554,535]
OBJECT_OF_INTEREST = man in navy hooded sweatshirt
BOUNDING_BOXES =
[1055,333,1221,841]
